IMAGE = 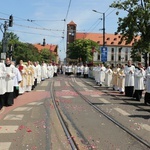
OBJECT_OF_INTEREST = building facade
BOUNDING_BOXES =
[66,21,147,66]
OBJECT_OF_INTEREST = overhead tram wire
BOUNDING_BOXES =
[14,23,64,32]
[62,0,72,53]
[8,29,62,38]
[26,19,65,37]
[80,8,116,34]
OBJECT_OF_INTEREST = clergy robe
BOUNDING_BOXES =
[134,67,145,101]
[112,67,120,90]
[37,64,41,83]
[124,65,135,97]
[83,66,89,78]
[26,65,34,92]
[13,67,22,98]
[53,65,58,77]
[5,64,16,106]
[41,63,47,80]
[118,68,125,93]
[0,62,6,109]
[144,66,150,105]
[18,64,27,94]
[98,66,106,86]
[104,68,113,87]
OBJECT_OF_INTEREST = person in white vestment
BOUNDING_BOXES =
[25,61,34,92]
[12,62,22,98]
[98,63,106,86]
[36,61,41,83]
[48,63,54,78]
[144,63,150,105]
[62,64,66,75]
[18,60,27,94]
[76,64,82,77]
[112,64,120,91]
[94,65,99,84]
[68,64,73,76]
[0,62,6,109]
[32,62,37,89]
[104,65,113,87]
[53,63,58,77]
[124,60,135,97]
[118,64,125,94]
[133,62,145,101]
[41,61,47,80]
[80,64,84,77]
[4,57,16,106]
[83,64,89,78]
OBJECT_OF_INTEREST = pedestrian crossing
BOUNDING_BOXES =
[0,102,43,150]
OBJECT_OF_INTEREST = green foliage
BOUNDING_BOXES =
[0,32,56,64]
[110,0,150,57]
[68,39,99,63]
[40,48,56,63]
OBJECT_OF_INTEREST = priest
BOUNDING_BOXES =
[124,60,135,97]
[4,57,16,106]
[0,61,6,109]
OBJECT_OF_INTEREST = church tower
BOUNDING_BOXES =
[66,21,77,62]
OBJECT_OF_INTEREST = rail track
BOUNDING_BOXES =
[69,78,150,149]
[50,75,150,149]
[50,81,79,150]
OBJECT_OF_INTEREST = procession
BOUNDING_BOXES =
[62,60,150,105]
[0,58,58,110]
[0,58,150,111]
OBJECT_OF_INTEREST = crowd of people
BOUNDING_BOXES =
[0,58,149,111]
[0,58,58,110]
[61,60,150,105]
[92,60,150,105]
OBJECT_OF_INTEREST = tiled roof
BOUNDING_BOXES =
[76,32,140,47]
[67,21,76,26]
[33,43,57,52]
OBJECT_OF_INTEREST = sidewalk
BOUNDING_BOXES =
[0,90,50,120]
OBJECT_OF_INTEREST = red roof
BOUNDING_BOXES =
[33,44,57,52]
[67,21,76,26]
[76,32,140,47]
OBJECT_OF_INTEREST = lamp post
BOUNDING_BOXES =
[93,10,105,48]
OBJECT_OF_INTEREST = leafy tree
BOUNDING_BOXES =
[68,39,99,64]
[110,0,150,65]
[0,32,57,64]
[13,42,41,64]
[40,48,56,63]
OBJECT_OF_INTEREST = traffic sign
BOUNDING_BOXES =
[101,47,107,62]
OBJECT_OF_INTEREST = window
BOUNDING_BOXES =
[111,48,114,53]
[125,48,128,61]
[118,55,121,61]
[111,55,114,61]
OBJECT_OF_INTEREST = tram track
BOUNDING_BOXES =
[51,75,150,150]
[50,81,79,150]
[68,77,150,149]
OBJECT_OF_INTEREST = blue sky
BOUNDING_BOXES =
[0,0,126,61]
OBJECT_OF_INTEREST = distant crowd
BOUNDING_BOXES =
[61,61,150,105]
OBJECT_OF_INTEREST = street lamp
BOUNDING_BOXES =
[92,10,105,48]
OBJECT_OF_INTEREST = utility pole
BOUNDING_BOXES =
[0,15,13,61]
[93,10,105,47]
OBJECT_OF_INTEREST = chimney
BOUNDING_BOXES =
[43,38,46,46]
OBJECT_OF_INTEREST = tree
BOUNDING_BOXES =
[110,0,150,66]
[13,42,41,64]
[68,39,99,64]
[40,48,56,63]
